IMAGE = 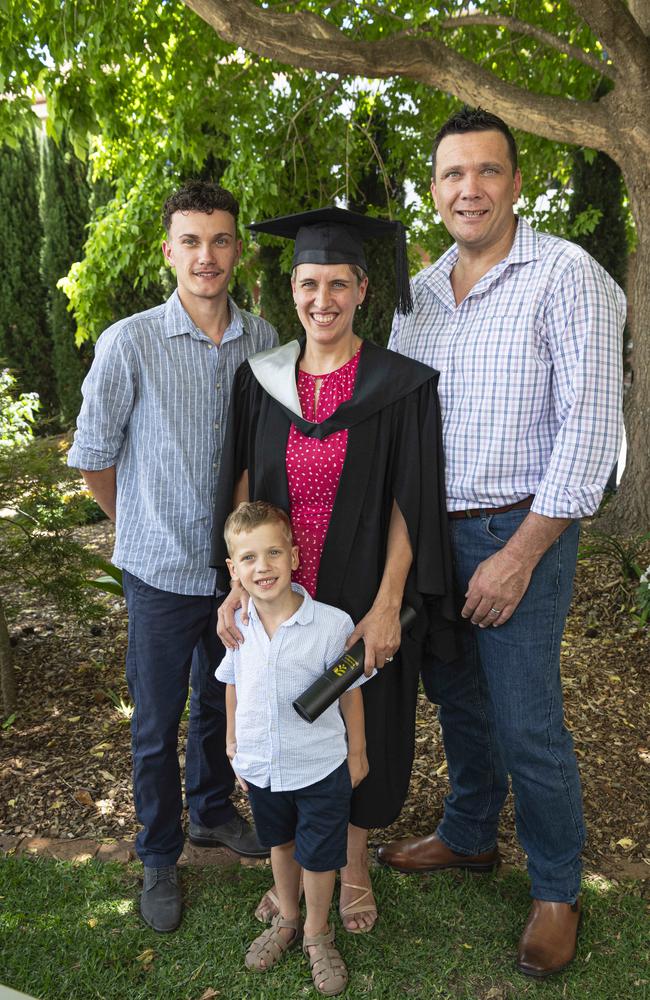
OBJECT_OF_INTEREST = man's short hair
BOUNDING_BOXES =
[224,501,293,555]
[162,180,240,233]
[431,107,518,177]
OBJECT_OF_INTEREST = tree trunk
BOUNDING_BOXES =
[605,180,650,534]
[0,596,16,716]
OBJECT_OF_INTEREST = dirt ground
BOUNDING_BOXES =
[1,520,648,882]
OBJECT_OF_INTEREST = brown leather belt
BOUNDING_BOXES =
[448,495,535,520]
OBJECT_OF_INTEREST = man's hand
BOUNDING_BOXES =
[345,604,401,674]
[347,749,369,788]
[462,547,534,627]
[217,581,250,649]
[462,512,573,628]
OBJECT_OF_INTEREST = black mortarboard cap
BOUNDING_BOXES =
[248,206,413,315]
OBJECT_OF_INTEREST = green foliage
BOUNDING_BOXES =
[0,0,631,423]
[579,531,650,627]
[568,118,628,290]
[39,130,93,426]
[0,369,39,447]
[0,438,104,621]
[84,555,123,598]
[0,128,54,415]
[636,567,650,625]
[0,1,617,346]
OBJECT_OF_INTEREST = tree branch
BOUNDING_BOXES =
[439,13,616,79]
[182,0,617,155]
[569,0,650,74]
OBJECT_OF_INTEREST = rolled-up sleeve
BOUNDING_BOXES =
[532,256,626,519]
[67,327,137,471]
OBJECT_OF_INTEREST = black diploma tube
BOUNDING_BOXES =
[293,606,417,723]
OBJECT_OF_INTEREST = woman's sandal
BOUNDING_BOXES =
[339,881,378,934]
[245,913,302,972]
[303,925,348,996]
[255,875,305,924]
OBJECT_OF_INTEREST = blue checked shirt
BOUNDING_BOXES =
[389,218,626,518]
[216,585,371,792]
[68,291,277,595]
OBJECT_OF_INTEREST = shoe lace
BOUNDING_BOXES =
[154,865,178,885]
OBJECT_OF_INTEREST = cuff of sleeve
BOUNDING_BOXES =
[532,482,604,519]
[215,665,234,684]
[67,444,119,470]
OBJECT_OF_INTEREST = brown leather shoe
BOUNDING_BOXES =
[376,833,500,873]
[517,898,581,978]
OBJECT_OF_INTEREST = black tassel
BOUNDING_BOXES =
[394,220,413,315]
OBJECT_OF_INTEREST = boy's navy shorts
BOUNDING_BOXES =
[247,761,352,872]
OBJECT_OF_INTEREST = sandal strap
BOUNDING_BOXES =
[339,882,377,916]
[245,914,302,971]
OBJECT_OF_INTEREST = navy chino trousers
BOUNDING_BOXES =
[122,570,236,867]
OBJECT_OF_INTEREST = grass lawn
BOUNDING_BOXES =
[0,857,647,1000]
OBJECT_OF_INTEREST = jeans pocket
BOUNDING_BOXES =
[482,509,529,546]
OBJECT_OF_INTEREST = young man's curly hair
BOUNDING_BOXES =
[162,180,239,233]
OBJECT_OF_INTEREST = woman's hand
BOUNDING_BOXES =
[347,749,369,788]
[217,581,250,649]
[345,603,401,674]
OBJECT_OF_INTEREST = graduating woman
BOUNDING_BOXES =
[212,207,455,934]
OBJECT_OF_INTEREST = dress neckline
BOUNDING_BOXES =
[298,344,362,381]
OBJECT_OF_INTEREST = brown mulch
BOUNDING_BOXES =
[1,520,648,881]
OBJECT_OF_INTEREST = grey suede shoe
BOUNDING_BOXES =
[189,812,269,858]
[140,865,182,933]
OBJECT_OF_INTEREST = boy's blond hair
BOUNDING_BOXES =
[224,500,293,555]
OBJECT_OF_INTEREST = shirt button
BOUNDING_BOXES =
[215,383,222,390]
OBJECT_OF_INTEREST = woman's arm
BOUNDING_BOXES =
[345,499,412,672]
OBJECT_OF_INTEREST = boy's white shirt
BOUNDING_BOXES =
[215,584,373,792]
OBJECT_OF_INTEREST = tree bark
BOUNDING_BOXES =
[181,0,650,531]
[0,596,16,717]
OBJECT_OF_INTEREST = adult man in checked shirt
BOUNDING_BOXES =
[379,109,625,977]
[68,181,277,932]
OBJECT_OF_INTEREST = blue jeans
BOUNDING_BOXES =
[422,511,585,902]
[122,571,236,867]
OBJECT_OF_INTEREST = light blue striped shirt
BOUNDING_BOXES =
[389,218,626,518]
[68,290,277,594]
[216,585,370,792]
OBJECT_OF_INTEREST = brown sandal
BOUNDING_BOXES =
[245,913,302,972]
[303,924,348,996]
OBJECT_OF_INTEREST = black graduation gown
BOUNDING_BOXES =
[212,339,455,828]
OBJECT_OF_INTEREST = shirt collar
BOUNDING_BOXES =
[247,583,315,628]
[423,215,539,303]
[163,289,246,342]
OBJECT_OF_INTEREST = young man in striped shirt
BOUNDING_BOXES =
[380,108,625,978]
[68,181,277,932]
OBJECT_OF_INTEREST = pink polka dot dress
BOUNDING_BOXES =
[286,349,361,597]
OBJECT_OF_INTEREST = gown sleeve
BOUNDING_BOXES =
[390,376,457,661]
[211,360,259,591]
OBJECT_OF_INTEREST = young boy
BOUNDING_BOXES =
[216,500,371,996]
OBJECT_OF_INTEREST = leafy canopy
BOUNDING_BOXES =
[1,1,614,340]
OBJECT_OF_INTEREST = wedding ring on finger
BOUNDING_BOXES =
[488,607,501,617]
[385,656,394,662]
